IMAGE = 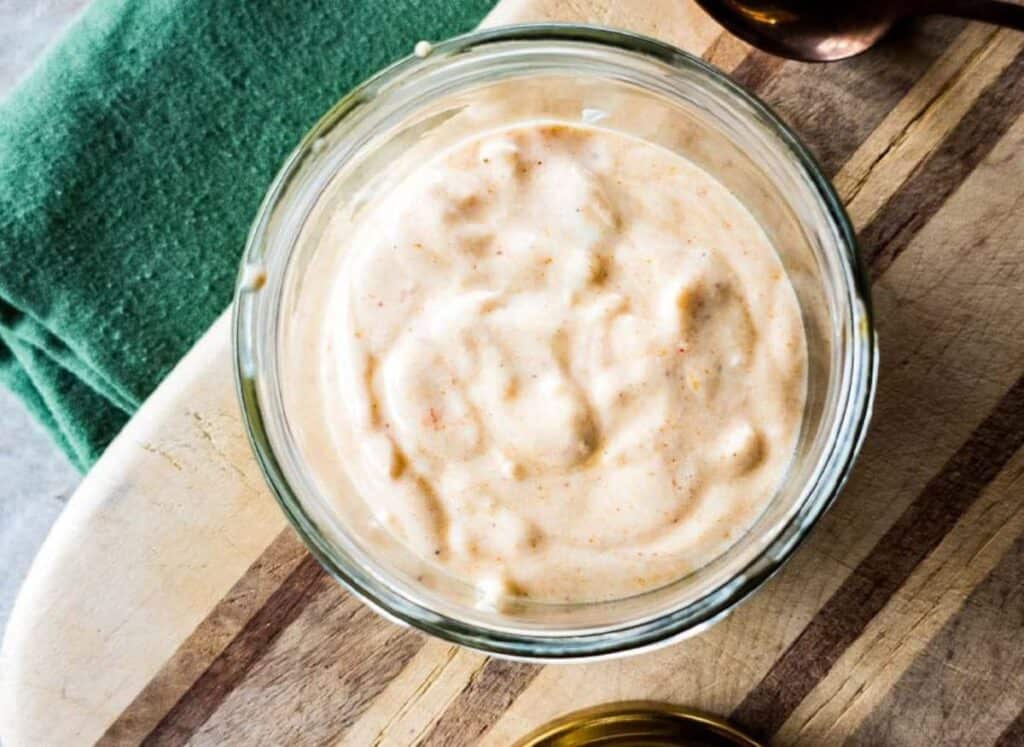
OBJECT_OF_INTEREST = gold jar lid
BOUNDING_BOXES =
[513,701,762,747]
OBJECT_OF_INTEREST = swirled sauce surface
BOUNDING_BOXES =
[296,122,806,603]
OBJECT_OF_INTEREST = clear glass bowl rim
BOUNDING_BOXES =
[233,23,878,661]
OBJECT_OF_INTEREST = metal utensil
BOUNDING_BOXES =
[694,0,1024,61]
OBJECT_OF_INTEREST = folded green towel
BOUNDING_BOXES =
[0,0,496,471]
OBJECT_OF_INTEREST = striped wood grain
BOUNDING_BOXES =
[101,13,1024,747]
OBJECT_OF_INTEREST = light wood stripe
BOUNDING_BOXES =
[776,112,1024,742]
[733,318,1024,736]
[853,521,1024,746]
[753,17,965,178]
[731,86,1024,735]
[177,584,424,745]
[337,641,485,747]
[420,659,541,745]
[864,45,1024,279]
[98,529,309,745]
[702,30,753,72]
[142,553,329,745]
[777,446,1024,744]
[838,25,1016,223]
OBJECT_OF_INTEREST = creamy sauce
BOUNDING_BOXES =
[292,122,806,603]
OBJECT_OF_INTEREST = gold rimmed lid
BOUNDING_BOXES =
[513,701,762,747]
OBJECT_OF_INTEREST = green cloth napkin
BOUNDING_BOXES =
[0,0,497,471]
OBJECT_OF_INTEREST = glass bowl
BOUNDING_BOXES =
[233,24,877,660]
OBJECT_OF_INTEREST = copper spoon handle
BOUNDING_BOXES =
[933,0,1024,30]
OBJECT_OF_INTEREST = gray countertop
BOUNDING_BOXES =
[0,0,91,636]
[0,389,78,632]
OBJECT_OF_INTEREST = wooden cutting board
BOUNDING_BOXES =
[4,1,1024,745]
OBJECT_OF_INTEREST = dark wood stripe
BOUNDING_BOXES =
[179,584,424,745]
[716,18,961,188]
[753,17,965,178]
[995,708,1024,747]
[852,531,1024,745]
[138,551,427,745]
[731,50,785,94]
[864,46,1024,280]
[99,529,310,745]
[141,552,328,745]
[727,39,1024,737]
[731,372,1024,740]
[419,659,541,746]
